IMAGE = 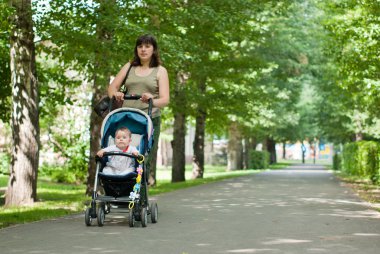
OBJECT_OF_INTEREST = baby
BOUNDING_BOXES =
[97,127,139,175]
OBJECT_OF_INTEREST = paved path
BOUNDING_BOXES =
[1,164,380,254]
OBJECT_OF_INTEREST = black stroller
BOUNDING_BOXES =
[85,95,158,227]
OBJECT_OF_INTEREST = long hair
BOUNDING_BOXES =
[132,34,162,67]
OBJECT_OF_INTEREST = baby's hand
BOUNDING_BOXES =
[97,150,105,157]
[132,151,139,156]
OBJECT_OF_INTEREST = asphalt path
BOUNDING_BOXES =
[1,164,380,254]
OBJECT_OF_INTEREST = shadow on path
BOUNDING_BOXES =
[0,164,379,254]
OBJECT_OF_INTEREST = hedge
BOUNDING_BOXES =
[249,150,270,169]
[342,141,380,183]
[332,153,341,170]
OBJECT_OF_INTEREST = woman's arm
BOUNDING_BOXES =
[141,66,170,108]
[108,62,131,101]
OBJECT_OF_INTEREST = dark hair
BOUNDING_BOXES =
[116,127,132,138]
[132,34,161,67]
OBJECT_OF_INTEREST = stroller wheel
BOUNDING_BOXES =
[105,203,111,214]
[128,208,135,227]
[150,202,158,223]
[141,207,148,227]
[85,208,92,226]
[97,207,105,227]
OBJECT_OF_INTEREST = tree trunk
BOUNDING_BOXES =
[282,142,286,159]
[266,137,277,164]
[227,122,243,171]
[160,139,169,167]
[86,109,103,195]
[244,137,256,169]
[171,112,186,182]
[192,111,206,179]
[86,0,114,195]
[171,71,188,182]
[355,132,363,141]
[6,0,39,207]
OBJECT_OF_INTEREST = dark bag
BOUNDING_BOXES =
[94,64,133,118]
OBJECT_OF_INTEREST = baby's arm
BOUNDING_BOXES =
[131,146,139,156]
[97,149,105,157]
[97,145,114,157]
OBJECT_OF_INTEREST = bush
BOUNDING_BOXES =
[357,141,380,183]
[332,153,341,170]
[342,141,380,183]
[249,150,270,169]
[342,142,359,175]
[0,153,10,174]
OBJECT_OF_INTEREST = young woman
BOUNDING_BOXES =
[108,34,169,185]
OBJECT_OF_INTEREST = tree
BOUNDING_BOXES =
[35,0,149,193]
[318,0,380,142]
[5,0,39,207]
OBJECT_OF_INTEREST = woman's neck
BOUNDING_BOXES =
[140,60,150,68]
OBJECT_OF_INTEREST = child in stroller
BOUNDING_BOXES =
[85,95,158,227]
[97,127,139,175]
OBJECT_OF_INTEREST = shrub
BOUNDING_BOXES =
[357,141,380,183]
[333,153,341,170]
[342,141,380,183]
[0,153,10,174]
[249,150,270,169]
[342,142,359,175]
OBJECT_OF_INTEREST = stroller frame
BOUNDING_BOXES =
[85,95,158,227]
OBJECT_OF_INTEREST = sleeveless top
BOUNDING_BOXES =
[122,66,160,118]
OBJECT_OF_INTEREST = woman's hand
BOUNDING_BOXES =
[140,92,154,104]
[113,91,125,102]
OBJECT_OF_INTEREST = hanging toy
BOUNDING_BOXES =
[129,165,144,208]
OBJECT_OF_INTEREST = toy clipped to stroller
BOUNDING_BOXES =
[85,95,158,227]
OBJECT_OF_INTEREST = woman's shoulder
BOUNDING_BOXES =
[122,62,133,70]
[157,65,168,78]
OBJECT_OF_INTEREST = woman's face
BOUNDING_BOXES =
[137,43,154,63]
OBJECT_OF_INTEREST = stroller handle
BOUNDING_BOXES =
[123,94,153,117]
[96,152,144,162]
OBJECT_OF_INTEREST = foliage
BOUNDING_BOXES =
[319,0,380,140]
[0,153,10,174]
[0,2,13,123]
[249,150,270,169]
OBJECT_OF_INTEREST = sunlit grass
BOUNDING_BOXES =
[268,162,292,170]
[0,178,88,228]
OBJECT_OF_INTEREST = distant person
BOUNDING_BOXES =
[108,34,170,185]
[97,127,139,175]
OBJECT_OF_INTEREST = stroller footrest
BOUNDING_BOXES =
[98,172,137,182]
[96,195,133,202]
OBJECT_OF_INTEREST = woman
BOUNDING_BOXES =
[108,34,169,186]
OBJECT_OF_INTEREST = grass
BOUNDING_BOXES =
[0,178,88,228]
[0,165,268,229]
[333,170,380,211]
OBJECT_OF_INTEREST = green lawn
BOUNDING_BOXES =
[0,165,269,229]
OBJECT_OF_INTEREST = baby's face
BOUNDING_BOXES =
[115,130,131,150]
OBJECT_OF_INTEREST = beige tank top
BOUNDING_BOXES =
[122,66,160,118]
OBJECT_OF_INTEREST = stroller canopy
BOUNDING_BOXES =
[100,108,153,152]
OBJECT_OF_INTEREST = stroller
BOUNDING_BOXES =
[85,95,158,227]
